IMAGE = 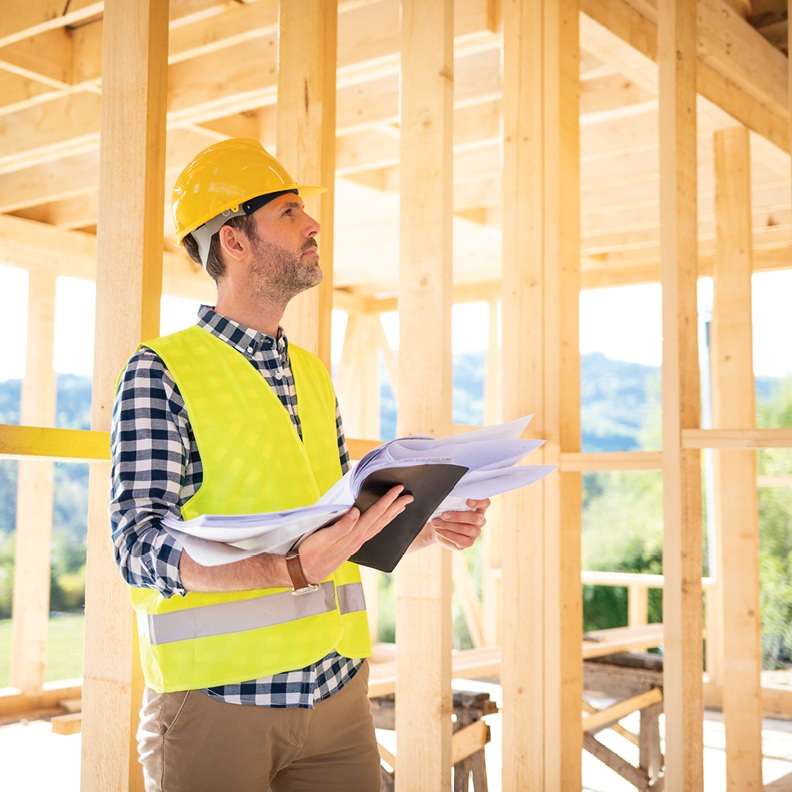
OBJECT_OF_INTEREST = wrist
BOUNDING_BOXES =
[285,548,320,594]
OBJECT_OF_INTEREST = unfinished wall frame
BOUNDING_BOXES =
[3,1,792,791]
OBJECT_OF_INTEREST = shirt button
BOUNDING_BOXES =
[246,346,253,354]
[274,371,283,380]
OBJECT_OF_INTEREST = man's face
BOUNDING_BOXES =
[246,193,323,303]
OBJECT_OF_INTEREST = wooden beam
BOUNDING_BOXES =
[582,688,663,733]
[658,0,704,787]
[0,424,110,462]
[0,1,103,49]
[543,2,583,789]
[482,298,501,648]
[334,312,382,646]
[559,451,663,471]
[80,1,168,790]
[682,428,792,448]
[500,0,546,785]
[581,0,790,153]
[395,0,455,788]
[0,28,75,89]
[277,0,338,367]
[9,270,57,696]
[711,125,762,792]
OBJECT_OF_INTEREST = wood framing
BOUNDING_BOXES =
[658,0,705,788]
[712,125,762,791]
[6,0,792,789]
[394,1,455,789]
[80,2,168,791]
[277,0,337,366]
[500,1,582,789]
[10,269,57,695]
[500,0,546,785]
[542,1,583,789]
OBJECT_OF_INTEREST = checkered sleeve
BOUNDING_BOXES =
[336,396,351,475]
[109,348,193,598]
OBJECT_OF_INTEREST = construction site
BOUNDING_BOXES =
[2,0,792,789]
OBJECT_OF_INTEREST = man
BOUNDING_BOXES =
[110,138,489,792]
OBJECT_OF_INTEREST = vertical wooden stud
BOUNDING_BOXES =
[658,0,704,788]
[277,0,337,367]
[334,312,381,441]
[335,310,382,644]
[501,0,546,787]
[10,269,57,695]
[80,1,168,790]
[501,1,581,789]
[542,1,582,789]
[482,298,501,648]
[712,126,762,791]
[395,0,455,789]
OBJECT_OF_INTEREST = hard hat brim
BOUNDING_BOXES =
[174,184,327,247]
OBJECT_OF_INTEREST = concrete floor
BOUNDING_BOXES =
[3,682,792,791]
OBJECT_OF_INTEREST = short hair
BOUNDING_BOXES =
[182,213,258,283]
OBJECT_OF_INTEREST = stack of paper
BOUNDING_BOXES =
[162,414,554,569]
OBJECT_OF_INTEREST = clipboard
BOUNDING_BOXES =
[349,463,469,572]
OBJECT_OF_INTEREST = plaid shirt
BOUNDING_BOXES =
[110,305,363,708]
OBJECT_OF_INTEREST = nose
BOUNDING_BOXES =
[303,211,320,238]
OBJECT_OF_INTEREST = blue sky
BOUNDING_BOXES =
[0,264,790,381]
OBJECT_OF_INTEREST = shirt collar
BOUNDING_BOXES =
[196,305,288,358]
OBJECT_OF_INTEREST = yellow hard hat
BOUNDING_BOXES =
[171,138,325,246]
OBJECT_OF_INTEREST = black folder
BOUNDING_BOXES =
[349,463,469,572]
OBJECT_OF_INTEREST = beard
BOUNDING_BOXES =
[248,236,323,305]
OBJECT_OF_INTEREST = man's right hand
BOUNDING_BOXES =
[298,485,413,584]
[179,485,413,593]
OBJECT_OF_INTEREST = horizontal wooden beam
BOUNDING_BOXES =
[581,571,716,589]
[681,428,792,449]
[559,451,663,471]
[583,688,663,733]
[0,424,110,462]
[757,475,792,487]
[0,1,103,49]
[0,679,83,718]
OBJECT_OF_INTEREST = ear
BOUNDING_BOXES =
[217,224,248,263]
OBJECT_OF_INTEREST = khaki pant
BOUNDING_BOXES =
[137,661,381,792]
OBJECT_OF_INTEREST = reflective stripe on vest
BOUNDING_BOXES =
[137,581,366,646]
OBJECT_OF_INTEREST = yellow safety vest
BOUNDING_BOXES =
[127,324,371,693]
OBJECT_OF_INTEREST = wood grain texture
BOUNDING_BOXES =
[10,270,57,695]
[542,1,583,789]
[278,0,337,366]
[395,1,455,789]
[712,126,763,792]
[658,0,704,787]
[81,1,168,790]
[500,0,546,786]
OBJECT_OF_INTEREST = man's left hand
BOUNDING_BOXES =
[409,498,491,553]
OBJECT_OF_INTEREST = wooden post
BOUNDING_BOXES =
[712,126,762,791]
[10,269,57,695]
[658,0,704,788]
[335,310,382,644]
[501,0,546,786]
[482,297,502,648]
[277,0,337,368]
[542,2,582,789]
[501,1,582,789]
[395,0,454,789]
[80,1,168,790]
